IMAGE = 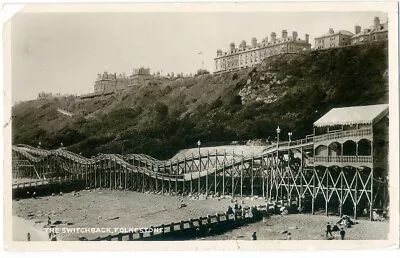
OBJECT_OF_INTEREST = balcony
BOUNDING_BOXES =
[314,128,372,143]
[312,155,373,166]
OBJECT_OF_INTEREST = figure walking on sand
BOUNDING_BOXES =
[340,228,346,240]
[326,222,333,239]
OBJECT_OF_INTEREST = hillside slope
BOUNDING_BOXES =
[12,42,388,159]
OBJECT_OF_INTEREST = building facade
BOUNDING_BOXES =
[214,30,311,74]
[351,17,388,45]
[129,67,153,87]
[94,72,130,93]
[315,28,354,50]
[93,67,154,93]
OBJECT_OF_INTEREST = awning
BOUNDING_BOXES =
[313,104,388,127]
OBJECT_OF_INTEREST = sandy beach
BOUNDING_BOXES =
[12,189,389,241]
[12,216,49,241]
[205,213,389,240]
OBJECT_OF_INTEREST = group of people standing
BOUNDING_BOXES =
[326,222,346,240]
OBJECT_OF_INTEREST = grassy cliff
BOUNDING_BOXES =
[12,42,388,159]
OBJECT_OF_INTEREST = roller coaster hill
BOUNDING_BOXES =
[12,104,389,221]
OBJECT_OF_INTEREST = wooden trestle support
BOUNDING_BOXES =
[12,143,387,220]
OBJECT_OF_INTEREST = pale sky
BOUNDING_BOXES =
[11,11,388,103]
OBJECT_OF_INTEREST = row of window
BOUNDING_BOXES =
[216,50,289,70]
[223,39,301,55]
[317,37,349,44]
[351,33,388,44]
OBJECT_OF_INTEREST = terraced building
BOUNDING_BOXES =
[214,30,311,74]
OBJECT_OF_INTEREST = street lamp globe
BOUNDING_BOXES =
[276,126,281,134]
[197,140,201,147]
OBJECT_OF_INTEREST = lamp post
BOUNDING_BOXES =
[276,126,281,148]
[288,132,292,144]
[197,140,201,171]
[276,126,281,201]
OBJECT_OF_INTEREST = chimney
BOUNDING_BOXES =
[305,34,309,44]
[264,36,268,43]
[374,16,380,28]
[240,40,247,49]
[282,30,288,40]
[229,42,235,51]
[217,49,222,56]
[355,25,361,34]
[271,32,276,42]
[292,31,298,41]
[328,28,334,34]
[251,37,257,48]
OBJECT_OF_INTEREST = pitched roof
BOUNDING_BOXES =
[351,22,388,38]
[316,30,354,38]
[313,104,389,127]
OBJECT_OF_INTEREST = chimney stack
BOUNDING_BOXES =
[292,31,298,41]
[229,42,235,51]
[217,49,222,56]
[240,40,247,49]
[305,34,309,44]
[251,37,257,48]
[282,30,288,40]
[271,32,276,42]
[329,28,334,34]
[374,16,380,28]
[355,25,361,34]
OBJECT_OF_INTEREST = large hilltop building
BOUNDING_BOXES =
[351,16,388,45]
[315,28,354,50]
[214,30,311,74]
[315,17,388,50]
[93,67,152,93]
[129,67,152,87]
[93,72,130,93]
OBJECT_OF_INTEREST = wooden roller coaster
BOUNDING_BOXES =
[11,104,390,221]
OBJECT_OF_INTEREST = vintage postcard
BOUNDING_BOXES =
[2,2,399,251]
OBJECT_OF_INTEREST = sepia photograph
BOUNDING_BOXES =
[2,2,399,251]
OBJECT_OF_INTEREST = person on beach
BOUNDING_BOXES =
[340,228,346,240]
[287,232,292,240]
[326,223,333,238]
[252,232,257,240]
[27,232,31,241]
[47,216,51,226]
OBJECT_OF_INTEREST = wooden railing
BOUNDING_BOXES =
[313,155,373,164]
[86,204,273,241]
[12,174,85,190]
[314,128,372,142]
